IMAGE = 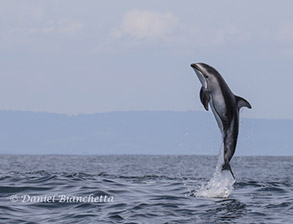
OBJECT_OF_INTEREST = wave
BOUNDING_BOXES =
[194,146,235,198]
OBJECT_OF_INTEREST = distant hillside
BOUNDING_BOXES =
[0,111,291,155]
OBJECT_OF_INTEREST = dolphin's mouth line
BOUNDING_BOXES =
[196,69,208,79]
[194,69,208,89]
[191,65,208,79]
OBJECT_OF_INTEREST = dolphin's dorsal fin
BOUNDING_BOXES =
[236,96,252,109]
[200,87,210,111]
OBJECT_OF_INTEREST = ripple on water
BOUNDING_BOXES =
[0,155,293,224]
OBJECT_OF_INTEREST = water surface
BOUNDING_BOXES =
[0,155,292,223]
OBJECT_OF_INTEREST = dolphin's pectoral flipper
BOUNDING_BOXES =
[200,87,210,111]
[236,96,252,109]
[222,161,235,179]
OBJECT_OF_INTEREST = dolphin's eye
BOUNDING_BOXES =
[204,74,209,78]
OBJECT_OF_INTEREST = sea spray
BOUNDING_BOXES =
[194,146,235,198]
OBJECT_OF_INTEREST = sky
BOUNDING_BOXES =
[1,0,293,119]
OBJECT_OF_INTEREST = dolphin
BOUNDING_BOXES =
[190,63,251,179]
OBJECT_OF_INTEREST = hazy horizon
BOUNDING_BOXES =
[0,110,291,156]
[0,109,292,121]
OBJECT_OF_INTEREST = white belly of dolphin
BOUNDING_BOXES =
[209,94,225,135]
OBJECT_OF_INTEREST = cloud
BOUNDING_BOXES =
[55,19,84,34]
[112,9,179,39]
[212,25,252,45]
[273,24,293,57]
[276,24,293,43]
[111,9,251,50]
[31,19,84,35]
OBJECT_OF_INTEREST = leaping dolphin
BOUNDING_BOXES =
[190,63,251,179]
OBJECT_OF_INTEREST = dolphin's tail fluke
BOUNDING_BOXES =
[222,162,235,179]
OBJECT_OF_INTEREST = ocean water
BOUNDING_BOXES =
[0,155,292,224]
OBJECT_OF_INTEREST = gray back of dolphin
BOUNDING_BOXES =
[190,63,252,179]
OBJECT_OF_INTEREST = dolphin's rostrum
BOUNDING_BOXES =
[191,63,251,179]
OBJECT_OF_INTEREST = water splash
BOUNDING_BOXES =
[194,146,235,198]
